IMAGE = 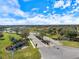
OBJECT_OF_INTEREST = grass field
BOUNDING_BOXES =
[47,34,58,39]
[61,40,79,48]
[0,32,41,59]
[47,34,79,48]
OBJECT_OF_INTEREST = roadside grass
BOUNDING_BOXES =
[8,33,22,40]
[47,34,58,39]
[0,32,12,59]
[61,40,79,48]
[46,34,79,48]
[0,32,41,59]
[13,47,41,59]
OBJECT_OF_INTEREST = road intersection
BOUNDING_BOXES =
[28,32,79,59]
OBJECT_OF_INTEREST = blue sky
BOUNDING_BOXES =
[0,0,79,25]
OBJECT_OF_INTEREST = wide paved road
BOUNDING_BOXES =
[28,32,47,48]
[28,32,79,59]
[39,46,79,59]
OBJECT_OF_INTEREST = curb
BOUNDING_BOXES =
[29,39,36,48]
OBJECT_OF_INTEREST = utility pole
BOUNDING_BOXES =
[11,51,14,59]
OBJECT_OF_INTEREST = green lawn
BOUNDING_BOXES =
[47,34,58,39]
[13,47,41,59]
[0,32,41,59]
[61,40,79,48]
[47,34,79,48]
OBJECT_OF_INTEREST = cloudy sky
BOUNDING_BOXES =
[0,0,79,25]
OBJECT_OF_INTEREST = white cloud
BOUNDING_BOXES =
[0,14,79,25]
[0,0,26,18]
[54,0,64,8]
[46,6,49,9]
[70,7,79,13]
[76,0,79,3]
[13,9,26,17]
[63,0,71,9]
[0,18,30,25]
[54,0,71,9]
[43,11,47,13]
[31,8,39,11]
[0,0,79,25]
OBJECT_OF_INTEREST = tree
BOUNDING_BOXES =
[0,32,3,39]
[66,31,77,40]
[39,30,46,39]
[13,27,19,35]
[48,27,57,35]
[0,55,2,59]
[20,29,29,39]
[57,27,77,41]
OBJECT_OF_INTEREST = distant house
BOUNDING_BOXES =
[4,28,16,34]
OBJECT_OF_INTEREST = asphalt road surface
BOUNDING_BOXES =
[28,32,47,48]
[28,32,79,59]
[39,46,79,59]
